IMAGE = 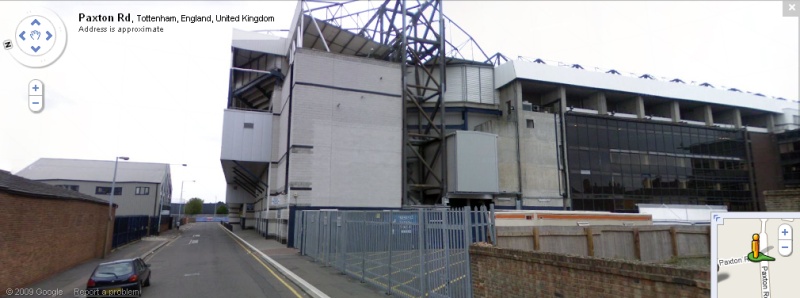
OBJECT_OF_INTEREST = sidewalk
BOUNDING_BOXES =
[26,228,180,298]
[229,226,386,298]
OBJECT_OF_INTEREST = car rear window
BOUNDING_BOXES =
[94,262,133,277]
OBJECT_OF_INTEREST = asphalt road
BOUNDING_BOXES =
[140,223,307,298]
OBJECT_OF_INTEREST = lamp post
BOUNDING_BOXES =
[103,156,129,259]
[178,180,195,227]
[213,202,218,220]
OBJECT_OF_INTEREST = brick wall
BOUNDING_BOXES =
[764,189,800,211]
[470,245,709,298]
[0,192,113,290]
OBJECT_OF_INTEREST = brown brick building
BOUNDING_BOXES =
[0,170,116,290]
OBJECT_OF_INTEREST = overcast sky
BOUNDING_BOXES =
[0,1,797,204]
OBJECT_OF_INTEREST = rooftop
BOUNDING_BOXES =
[495,60,798,114]
[0,170,110,205]
[15,158,169,184]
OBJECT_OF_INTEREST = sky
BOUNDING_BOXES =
[0,1,797,203]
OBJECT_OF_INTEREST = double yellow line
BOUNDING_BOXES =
[222,226,304,298]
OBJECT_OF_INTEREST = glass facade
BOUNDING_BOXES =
[777,129,800,188]
[565,114,755,212]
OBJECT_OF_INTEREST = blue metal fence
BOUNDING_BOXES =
[112,216,150,248]
[296,205,495,298]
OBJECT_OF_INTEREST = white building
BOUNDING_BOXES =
[16,158,172,217]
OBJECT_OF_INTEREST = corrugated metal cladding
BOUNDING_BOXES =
[438,65,496,104]
[220,109,272,162]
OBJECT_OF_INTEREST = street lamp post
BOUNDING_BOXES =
[178,180,195,227]
[103,156,129,259]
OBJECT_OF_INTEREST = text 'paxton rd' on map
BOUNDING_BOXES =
[715,216,797,297]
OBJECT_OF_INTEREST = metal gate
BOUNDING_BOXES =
[297,205,495,298]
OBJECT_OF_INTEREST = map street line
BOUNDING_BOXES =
[760,219,771,297]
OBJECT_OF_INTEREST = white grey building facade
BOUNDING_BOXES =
[219,1,800,246]
[16,158,172,217]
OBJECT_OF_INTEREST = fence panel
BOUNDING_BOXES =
[496,225,711,263]
[297,206,494,298]
[112,215,150,248]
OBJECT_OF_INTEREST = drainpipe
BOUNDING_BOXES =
[559,97,571,210]
[553,113,564,210]
[514,108,523,210]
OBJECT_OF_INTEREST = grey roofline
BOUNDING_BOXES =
[0,170,116,207]
[35,179,161,185]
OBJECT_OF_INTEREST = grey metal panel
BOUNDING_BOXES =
[448,131,500,193]
[446,134,457,192]
[479,67,495,104]
[221,109,272,162]
[465,66,480,103]
[442,65,464,102]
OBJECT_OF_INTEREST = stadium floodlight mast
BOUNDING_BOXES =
[103,156,129,258]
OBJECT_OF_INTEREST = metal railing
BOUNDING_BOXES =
[296,205,495,298]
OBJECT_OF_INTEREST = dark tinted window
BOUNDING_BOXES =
[564,114,753,212]
[94,262,134,277]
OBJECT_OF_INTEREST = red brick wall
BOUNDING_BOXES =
[0,192,114,290]
[471,245,709,298]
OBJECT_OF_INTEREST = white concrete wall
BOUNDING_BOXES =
[283,49,402,208]
[476,81,564,209]
[519,111,564,208]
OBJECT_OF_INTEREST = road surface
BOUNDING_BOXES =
[141,222,306,298]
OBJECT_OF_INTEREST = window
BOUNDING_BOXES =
[96,187,122,195]
[526,119,534,129]
[55,185,79,192]
[135,187,150,195]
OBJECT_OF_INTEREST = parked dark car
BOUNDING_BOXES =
[86,258,151,297]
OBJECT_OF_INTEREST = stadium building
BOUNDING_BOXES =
[218,1,799,244]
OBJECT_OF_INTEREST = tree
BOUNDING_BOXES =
[215,202,228,215]
[185,197,204,216]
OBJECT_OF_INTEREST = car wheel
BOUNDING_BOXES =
[144,275,151,287]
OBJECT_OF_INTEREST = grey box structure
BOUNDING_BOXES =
[446,130,500,194]
[220,109,272,163]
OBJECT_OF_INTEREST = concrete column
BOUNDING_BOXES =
[541,86,566,114]
[633,96,645,119]
[732,109,742,129]
[670,101,681,123]
[586,92,608,115]
[514,81,524,117]
[703,105,714,126]
[766,114,776,132]
[618,96,644,118]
